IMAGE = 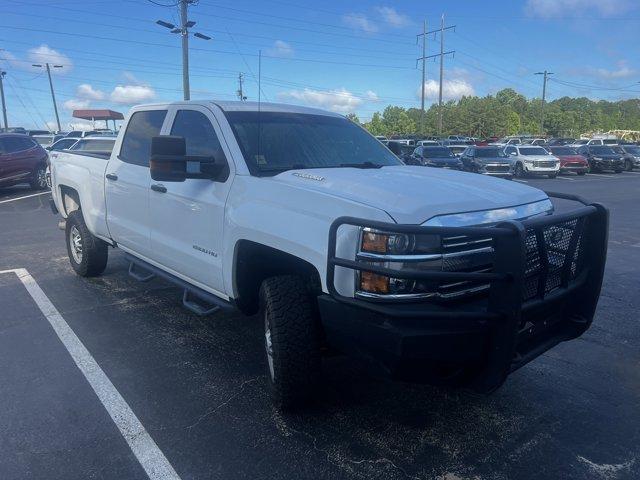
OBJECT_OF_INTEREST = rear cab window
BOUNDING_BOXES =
[119,110,167,167]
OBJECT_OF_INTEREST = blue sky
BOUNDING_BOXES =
[1,0,639,130]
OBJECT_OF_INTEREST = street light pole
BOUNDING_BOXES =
[33,63,63,132]
[0,70,8,131]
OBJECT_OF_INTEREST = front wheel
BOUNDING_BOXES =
[614,170,622,174]
[548,173,557,179]
[577,171,586,176]
[260,275,321,410]
[65,210,108,277]
[30,165,48,190]
[514,163,525,178]
[625,160,633,171]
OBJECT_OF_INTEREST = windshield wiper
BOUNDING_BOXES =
[337,161,384,169]
[257,163,307,173]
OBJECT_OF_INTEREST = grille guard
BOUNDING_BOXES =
[326,192,609,391]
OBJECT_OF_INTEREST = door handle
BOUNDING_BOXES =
[106,173,118,181]
[151,184,167,193]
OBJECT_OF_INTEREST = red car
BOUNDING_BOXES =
[549,146,589,175]
[0,133,49,190]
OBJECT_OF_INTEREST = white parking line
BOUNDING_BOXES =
[624,171,640,175]
[587,173,614,178]
[0,191,51,205]
[0,268,181,480]
[514,179,528,183]
[556,176,575,181]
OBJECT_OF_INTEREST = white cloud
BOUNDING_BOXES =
[266,40,294,58]
[63,98,91,111]
[525,0,633,18]
[77,84,105,101]
[27,45,72,73]
[342,13,378,33]
[417,78,475,101]
[375,6,411,27]
[277,87,378,113]
[590,61,637,79]
[110,85,156,104]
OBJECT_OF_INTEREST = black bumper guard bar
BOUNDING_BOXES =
[326,192,609,391]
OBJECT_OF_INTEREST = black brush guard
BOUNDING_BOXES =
[326,192,608,391]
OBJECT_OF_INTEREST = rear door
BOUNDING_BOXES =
[2,136,38,183]
[105,109,168,258]
[148,106,233,295]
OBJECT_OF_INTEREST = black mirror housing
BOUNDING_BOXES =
[150,136,227,182]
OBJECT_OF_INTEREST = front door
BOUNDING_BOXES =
[105,109,168,258]
[149,106,233,296]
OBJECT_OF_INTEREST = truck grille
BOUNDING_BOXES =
[485,164,511,173]
[534,160,556,168]
[439,218,586,300]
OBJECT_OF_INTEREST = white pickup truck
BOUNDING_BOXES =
[50,101,609,408]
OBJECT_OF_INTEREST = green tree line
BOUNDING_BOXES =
[347,89,640,138]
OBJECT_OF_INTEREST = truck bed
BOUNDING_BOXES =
[49,150,111,240]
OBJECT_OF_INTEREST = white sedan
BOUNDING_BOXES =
[504,145,560,178]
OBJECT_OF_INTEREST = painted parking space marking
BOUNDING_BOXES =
[587,173,614,178]
[0,268,181,480]
[556,176,575,181]
[624,171,640,175]
[514,179,528,183]
[0,191,51,205]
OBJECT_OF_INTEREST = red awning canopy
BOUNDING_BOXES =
[72,109,124,121]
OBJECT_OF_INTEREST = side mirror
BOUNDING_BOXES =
[149,136,226,182]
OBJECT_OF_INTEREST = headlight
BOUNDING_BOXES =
[358,229,442,297]
[593,156,602,161]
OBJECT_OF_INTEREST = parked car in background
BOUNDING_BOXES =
[492,137,522,146]
[386,140,417,164]
[68,136,117,153]
[576,145,624,173]
[47,137,79,152]
[547,138,574,146]
[449,145,467,157]
[505,145,560,178]
[0,133,49,190]
[411,146,462,169]
[611,145,640,171]
[33,133,65,148]
[460,146,513,178]
[523,138,547,146]
[416,140,440,146]
[26,129,51,136]
[374,135,387,143]
[548,146,589,175]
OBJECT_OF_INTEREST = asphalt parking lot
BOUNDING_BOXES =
[1,171,639,480]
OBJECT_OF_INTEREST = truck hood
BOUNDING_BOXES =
[270,165,549,224]
[520,155,558,161]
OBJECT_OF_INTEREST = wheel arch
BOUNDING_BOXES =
[232,240,322,315]
[59,185,81,215]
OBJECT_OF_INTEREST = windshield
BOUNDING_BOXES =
[520,147,550,156]
[71,139,116,152]
[574,140,588,145]
[624,146,640,155]
[422,147,453,157]
[34,136,53,145]
[550,147,577,155]
[475,148,506,158]
[590,146,615,154]
[225,112,401,175]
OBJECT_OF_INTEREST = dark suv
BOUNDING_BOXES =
[576,145,624,173]
[0,134,49,190]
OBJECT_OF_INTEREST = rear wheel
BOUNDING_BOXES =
[65,210,108,277]
[30,165,48,190]
[260,275,321,410]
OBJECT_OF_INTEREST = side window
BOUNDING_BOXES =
[505,146,515,155]
[170,110,227,164]
[413,147,421,156]
[4,137,24,153]
[119,110,167,167]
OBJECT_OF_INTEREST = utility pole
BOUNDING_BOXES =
[156,0,211,101]
[417,19,427,134]
[32,63,62,132]
[237,73,247,101]
[535,70,553,135]
[0,70,7,131]
[416,19,455,136]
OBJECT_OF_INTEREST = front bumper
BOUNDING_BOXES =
[324,193,608,391]
[523,162,560,175]
[560,163,589,173]
[591,158,624,171]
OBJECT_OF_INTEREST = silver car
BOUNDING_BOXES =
[504,145,560,178]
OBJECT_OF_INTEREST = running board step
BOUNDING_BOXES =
[182,289,220,316]
[128,262,156,282]
[124,253,234,316]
